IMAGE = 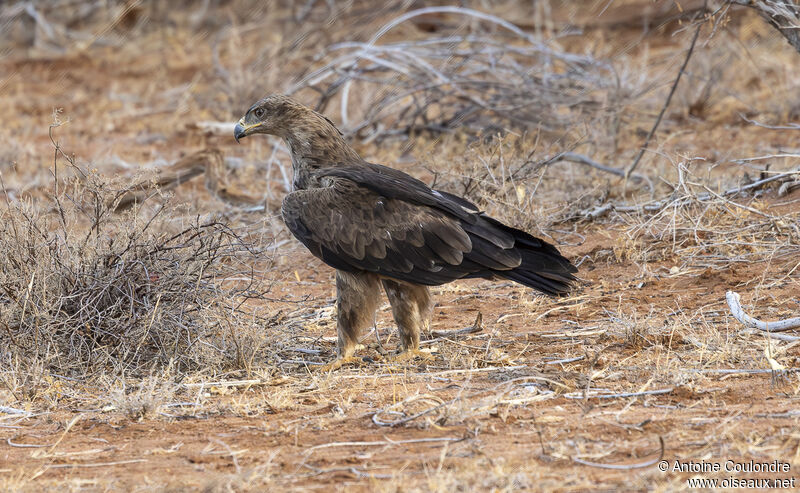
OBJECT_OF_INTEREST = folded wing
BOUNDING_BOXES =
[282,166,577,295]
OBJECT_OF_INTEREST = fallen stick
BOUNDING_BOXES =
[683,368,799,374]
[429,312,483,338]
[44,459,147,469]
[372,394,446,427]
[556,152,653,190]
[7,438,49,448]
[305,436,462,454]
[573,436,664,470]
[112,150,216,211]
[579,168,799,219]
[112,149,266,211]
[564,388,673,400]
[626,20,702,176]
[544,355,585,366]
[182,377,290,388]
[726,291,800,332]
[0,406,30,415]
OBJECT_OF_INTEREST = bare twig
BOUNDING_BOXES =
[683,368,800,374]
[730,1,800,54]
[726,291,800,332]
[573,436,665,470]
[558,152,653,189]
[305,436,462,455]
[591,168,799,218]
[372,394,446,427]
[7,437,49,448]
[739,113,800,130]
[0,405,31,416]
[626,21,703,176]
[289,6,619,140]
[43,459,148,469]
[544,355,585,366]
[429,312,483,338]
[565,388,673,400]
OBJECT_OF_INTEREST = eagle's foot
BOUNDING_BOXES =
[315,355,372,372]
[385,348,435,364]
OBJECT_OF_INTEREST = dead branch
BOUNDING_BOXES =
[429,312,483,339]
[684,368,800,374]
[7,437,48,448]
[544,355,585,366]
[581,168,799,220]
[112,148,267,211]
[726,291,800,332]
[573,436,665,470]
[372,394,446,427]
[0,406,31,416]
[289,6,620,140]
[112,150,215,211]
[564,388,674,400]
[557,152,653,190]
[43,459,148,469]
[626,20,703,176]
[730,1,800,54]
[305,436,462,454]
[739,113,800,130]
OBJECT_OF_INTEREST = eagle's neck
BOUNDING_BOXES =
[280,114,361,190]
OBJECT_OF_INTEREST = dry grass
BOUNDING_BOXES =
[0,121,286,396]
[1,1,800,491]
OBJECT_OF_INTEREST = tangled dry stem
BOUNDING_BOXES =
[288,6,623,140]
[0,129,278,382]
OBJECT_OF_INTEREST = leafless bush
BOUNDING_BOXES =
[107,375,178,420]
[289,6,624,140]
[616,162,800,268]
[731,0,800,54]
[0,127,277,381]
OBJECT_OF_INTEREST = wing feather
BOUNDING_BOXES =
[282,179,472,284]
[283,164,577,294]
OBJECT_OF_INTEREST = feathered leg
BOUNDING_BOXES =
[382,279,433,359]
[318,270,381,371]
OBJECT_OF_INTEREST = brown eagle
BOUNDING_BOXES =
[234,95,577,368]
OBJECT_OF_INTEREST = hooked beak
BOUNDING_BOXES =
[233,122,247,143]
[234,120,260,143]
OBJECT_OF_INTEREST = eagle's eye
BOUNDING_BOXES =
[253,107,266,119]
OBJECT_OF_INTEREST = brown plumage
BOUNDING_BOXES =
[234,95,577,365]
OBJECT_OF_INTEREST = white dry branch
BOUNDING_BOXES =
[289,6,620,140]
[730,1,800,54]
[578,167,800,221]
[0,405,31,416]
[726,291,800,339]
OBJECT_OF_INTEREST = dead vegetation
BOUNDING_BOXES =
[287,5,623,140]
[1,1,800,492]
[0,122,282,389]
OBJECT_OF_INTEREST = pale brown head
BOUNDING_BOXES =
[233,94,311,142]
[234,94,360,166]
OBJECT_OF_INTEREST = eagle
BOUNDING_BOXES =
[234,95,577,369]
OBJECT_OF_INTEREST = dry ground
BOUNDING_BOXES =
[1,1,800,491]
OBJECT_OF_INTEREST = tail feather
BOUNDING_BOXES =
[502,266,575,296]
[472,221,577,296]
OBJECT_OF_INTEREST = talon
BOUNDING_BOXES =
[315,355,371,372]
[386,348,436,363]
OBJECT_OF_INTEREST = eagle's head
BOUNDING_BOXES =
[233,94,309,142]
[234,94,359,165]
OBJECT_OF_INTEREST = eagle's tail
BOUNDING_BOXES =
[464,218,578,296]
[500,244,578,296]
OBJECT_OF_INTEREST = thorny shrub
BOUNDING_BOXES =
[0,125,277,384]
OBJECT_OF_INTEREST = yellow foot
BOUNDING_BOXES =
[385,348,436,364]
[315,355,371,372]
